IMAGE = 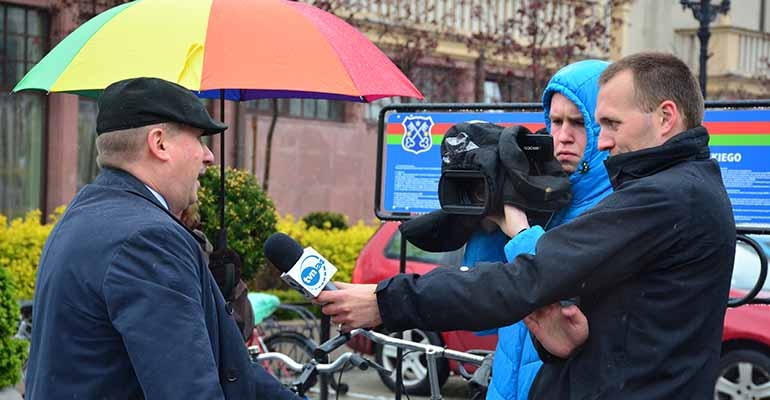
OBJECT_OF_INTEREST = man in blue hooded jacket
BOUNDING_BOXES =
[462,59,613,400]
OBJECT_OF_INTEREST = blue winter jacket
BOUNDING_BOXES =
[26,168,298,400]
[462,59,614,400]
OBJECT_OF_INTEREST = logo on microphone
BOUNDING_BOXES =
[300,255,327,290]
[283,247,338,298]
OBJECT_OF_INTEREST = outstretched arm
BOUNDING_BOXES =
[321,185,682,335]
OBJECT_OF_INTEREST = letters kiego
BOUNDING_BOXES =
[712,152,742,163]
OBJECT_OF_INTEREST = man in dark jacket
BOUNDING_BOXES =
[26,78,299,400]
[317,52,736,399]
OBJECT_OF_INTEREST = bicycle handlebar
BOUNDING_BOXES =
[254,329,490,400]
[313,332,351,360]
[315,328,486,366]
[252,350,368,373]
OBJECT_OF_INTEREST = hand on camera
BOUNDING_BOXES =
[487,204,530,238]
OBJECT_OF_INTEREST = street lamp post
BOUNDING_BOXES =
[680,0,731,98]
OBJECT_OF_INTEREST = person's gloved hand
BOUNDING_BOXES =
[487,204,530,238]
[399,210,483,252]
[209,247,242,300]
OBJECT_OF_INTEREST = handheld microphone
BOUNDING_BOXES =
[263,232,338,299]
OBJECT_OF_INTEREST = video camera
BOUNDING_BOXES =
[437,122,571,217]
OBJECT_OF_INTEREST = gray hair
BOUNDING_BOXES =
[95,123,180,169]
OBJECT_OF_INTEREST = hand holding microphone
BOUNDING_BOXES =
[263,233,382,332]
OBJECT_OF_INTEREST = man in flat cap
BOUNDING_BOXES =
[25,77,300,400]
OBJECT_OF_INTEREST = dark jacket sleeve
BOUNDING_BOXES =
[376,180,688,333]
[104,226,225,400]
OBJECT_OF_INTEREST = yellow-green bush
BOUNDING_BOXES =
[276,214,377,283]
[0,208,63,300]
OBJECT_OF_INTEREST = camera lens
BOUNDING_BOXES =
[456,178,485,207]
[439,170,489,215]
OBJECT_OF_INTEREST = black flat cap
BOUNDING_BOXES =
[96,77,228,136]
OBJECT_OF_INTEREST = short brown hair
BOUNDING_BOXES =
[599,52,704,129]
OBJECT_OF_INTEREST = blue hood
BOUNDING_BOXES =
[542,59,613,226]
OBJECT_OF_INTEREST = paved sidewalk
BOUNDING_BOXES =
[0,387,22,400]
[305,367,471,400]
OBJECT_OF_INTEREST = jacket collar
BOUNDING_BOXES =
[604,125,711,188]
[94,167,168,211]
[92,168,206,248]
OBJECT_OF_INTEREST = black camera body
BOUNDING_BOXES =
[438,123,568,217]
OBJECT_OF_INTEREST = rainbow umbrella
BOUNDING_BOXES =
[13,0,422,249]
[13,0,422,102]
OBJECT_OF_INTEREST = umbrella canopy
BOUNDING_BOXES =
[13,0,423,102]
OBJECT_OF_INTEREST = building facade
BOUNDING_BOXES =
[1,0,767,224]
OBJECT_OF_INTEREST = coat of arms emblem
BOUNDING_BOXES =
[401,116,434,155]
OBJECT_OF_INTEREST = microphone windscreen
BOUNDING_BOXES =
[264,233,304,273]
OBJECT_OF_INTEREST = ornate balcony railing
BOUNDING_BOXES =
[676,25,770,78]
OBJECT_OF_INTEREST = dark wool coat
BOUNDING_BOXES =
[26,168,298,400]
[376,127,736,399]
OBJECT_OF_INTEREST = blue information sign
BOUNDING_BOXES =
[375,103,770,230]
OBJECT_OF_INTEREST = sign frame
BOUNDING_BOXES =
[374,100,770,234]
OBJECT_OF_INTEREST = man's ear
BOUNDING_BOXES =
[146,126,171,161]
[658,100,681,140]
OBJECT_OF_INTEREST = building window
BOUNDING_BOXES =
[0,4,48,219]
[366,97,401,121]
[484,80,502,103]
[246,99,345,122]
[1,5,48,89]
[77,99,98,189]
[364,66,461,121]
[412,66,460,103]
[0,93,45,220]
[492,74,536,102]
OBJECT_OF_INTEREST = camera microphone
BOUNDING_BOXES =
[263,232,338,298]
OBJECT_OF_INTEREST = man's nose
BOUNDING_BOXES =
[203,144,215,165]
[597,130,612,151]
[559,124,576,143]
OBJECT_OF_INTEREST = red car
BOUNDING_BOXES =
[350,221,497,395]
[352,222,770,398]
[717,234,770,400]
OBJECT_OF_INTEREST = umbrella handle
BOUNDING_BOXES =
[217,89,228,251]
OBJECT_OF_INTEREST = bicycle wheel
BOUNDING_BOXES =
[263,331,316,386]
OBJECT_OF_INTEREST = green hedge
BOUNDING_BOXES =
[302,211,349,230]
[0,266,27,387]
[198,167,277,282]
[0,209,63,300]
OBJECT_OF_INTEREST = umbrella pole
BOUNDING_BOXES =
[217,89,227,251]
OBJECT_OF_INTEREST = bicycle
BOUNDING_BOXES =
[252,328,493,400]
[245,294,349,394]
[12,295,345,395]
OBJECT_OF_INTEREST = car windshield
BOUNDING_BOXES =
[731,234,770,292]
[385,230,465,266]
